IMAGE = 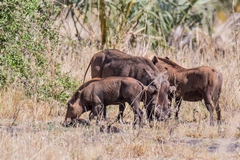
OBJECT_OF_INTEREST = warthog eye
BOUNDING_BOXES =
[67,102,74,108]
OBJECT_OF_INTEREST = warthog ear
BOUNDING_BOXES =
[152,56,159,64]
[78,90,83,97]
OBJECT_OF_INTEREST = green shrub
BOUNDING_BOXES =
[0,0,77,103]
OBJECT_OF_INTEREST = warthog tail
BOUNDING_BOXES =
[83,57,93,83]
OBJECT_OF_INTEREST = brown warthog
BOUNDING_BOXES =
[83,49,171,122]
[152,56,223,125]
[63,77,161,128]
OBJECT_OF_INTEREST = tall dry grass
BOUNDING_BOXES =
[1,45,240,159]
[1,15,240,160]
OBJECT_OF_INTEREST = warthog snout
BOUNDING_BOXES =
[62,118,72,127]
[154,105,171,121]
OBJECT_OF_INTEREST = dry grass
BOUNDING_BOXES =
[1,45,240,159]
[1,16,240,160]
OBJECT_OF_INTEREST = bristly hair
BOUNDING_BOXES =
[157,57,185,70]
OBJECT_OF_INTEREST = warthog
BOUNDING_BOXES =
[63,77,161,128]
[83,49,171,122]
[152,56,223,125]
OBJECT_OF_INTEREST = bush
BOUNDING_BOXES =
[0,0,77,103]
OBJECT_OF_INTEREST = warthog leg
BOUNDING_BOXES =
[132,103,143,129]
[117,104,126,124]
[203,94,215,126]
[174,98,182,120]
[89,104,104,125]
[215,100,221,125]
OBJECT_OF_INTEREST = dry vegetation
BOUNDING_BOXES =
[1,10,240,160]
[1,44,240,159]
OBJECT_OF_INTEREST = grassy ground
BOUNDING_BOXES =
[0,40,240,159]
